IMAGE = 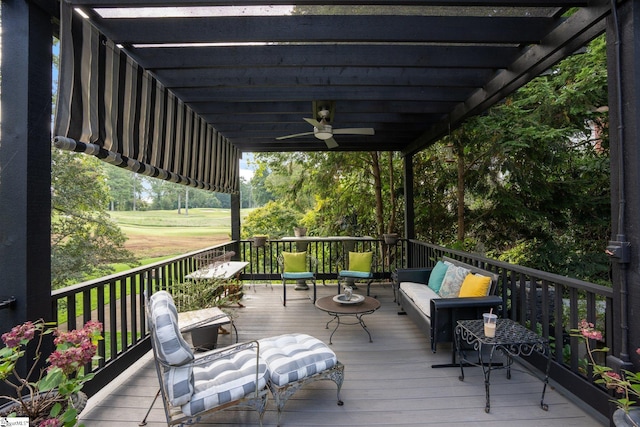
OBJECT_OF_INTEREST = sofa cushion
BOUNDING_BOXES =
[438,265,470,298]
[458,273,492,297]
[400,282,440,318]
[182,347,268,416]
[258,334,337,387]
[427,260,450,293]
[282,251,307,272]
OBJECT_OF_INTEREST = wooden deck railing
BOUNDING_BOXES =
[52,238,613,417]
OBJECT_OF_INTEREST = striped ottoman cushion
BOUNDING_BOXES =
[182,348,268,416]
[258,334,337,387]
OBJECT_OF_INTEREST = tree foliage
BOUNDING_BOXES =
[413,35,610,283]
[246,151,403,238]
[51,149,137,288]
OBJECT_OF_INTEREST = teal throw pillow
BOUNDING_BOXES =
[427,260,450,293]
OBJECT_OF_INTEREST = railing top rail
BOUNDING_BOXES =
[409,240,613,297]
[52,241,235,298]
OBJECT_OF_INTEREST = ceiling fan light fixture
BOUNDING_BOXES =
[314,124,333,140]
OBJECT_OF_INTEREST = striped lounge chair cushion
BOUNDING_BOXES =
[181,348,268,416]
[149,291,194,366]
[258,334,337,387]
[149,291,195,406]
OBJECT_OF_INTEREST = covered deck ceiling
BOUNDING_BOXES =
[53,0,609,154]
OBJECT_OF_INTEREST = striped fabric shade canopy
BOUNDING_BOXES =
[53,4,239,194]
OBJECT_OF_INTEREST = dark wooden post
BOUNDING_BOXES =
[0,0,53,390]
[606,0,640,374]
[403,153,415,267]
[231,188,242,259]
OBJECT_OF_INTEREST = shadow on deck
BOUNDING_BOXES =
[79,282,607,426]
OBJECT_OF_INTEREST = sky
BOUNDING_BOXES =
[239,154,255,181]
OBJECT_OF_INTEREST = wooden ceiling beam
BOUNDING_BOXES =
[97,15,555,45]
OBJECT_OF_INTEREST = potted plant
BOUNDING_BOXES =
[0,319,103,426]
[383,233,399,245]
[572,320,640,426]
[252,235,268,248]
[173,278,239,351]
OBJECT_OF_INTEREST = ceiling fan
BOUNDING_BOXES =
[276,104,374,149]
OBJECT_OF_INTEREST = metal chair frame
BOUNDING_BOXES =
[277,252,318,306]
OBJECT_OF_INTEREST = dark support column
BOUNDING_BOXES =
[403,153,415,267]
[0,0,53,383]
[606,0,640,374]
[231,191,241,258]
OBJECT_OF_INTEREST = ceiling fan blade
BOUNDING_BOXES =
[324,137,339,149]
[303,117,323,128]
[333,128,375,135]
[276,131,315,140]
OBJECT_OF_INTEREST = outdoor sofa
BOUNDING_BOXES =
[396,256,502,353]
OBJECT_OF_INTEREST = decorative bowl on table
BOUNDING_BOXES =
[333,293,365,305]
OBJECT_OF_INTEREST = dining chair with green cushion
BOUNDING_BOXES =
[337,251,375,296]
[277,251,317,306]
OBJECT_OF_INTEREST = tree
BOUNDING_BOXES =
[249,150,403,238]
[51,149,137,288]
[104,165,139,211]
[413,35,610,283]
[241,200,302,238]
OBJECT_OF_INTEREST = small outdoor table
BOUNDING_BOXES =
[185,261,249,280]
[455,318,551,413]
[315,295,381,344]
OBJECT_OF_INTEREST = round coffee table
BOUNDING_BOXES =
[315,295,381,344]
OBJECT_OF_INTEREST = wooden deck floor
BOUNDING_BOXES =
[79,282,607,426]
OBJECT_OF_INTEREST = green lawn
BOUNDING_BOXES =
[109,207,236,230]
[59,208,256,326]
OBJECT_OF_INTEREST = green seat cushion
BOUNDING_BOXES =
[427,260,450,293]
[348,251,373,272]
[282,251,307,272]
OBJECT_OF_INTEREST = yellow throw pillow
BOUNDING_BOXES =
[282,251,307,272]
[348,251,373,272]
[458,273,492,297]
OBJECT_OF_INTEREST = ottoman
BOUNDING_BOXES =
[258,333,344,426]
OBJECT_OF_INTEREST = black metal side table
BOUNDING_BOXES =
[455,318,551,413]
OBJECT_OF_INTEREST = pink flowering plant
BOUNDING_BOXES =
[0,319,102,426]
[572,319,640,414]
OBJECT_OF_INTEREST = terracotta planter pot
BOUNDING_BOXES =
[253,236,267,247]
[383,233,399,245]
